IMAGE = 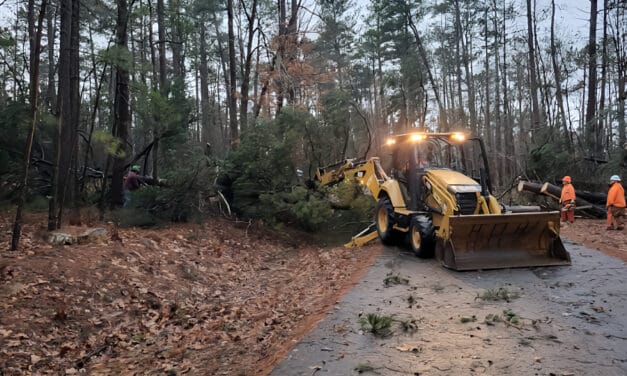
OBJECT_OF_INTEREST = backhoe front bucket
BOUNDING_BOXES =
[437,212,571,271]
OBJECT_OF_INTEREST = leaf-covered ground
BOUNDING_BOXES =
[0,212,380,375]
[559,218,627,263]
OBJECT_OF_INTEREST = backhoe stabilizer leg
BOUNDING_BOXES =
[344,223,379,248]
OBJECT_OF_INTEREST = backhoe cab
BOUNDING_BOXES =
[316,132,571,271]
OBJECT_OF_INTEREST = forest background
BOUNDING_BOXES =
[0,0,625,249]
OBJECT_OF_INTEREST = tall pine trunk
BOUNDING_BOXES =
[11,0,48,251]
[585,0,598,155]
[227,0,238,146]
[239,0,258,134]
[111,0,131,207]
[550,0,571,149]
[49,0,72,230]
[526,0,541,131]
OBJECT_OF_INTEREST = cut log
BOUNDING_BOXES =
[504,205,543,213]
[572,190,607,206]
[517,180,607,219]
[541,182,608,205]
[517,180,544,195]
[540,182,607,219]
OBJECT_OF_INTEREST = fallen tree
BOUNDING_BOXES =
[517,180,607,219]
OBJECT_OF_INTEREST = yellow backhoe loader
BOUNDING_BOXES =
[315,132,571,271]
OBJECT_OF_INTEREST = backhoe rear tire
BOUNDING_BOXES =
[376,196,397,245]
[409,215,435,258]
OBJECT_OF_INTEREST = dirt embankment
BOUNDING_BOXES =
[0,212,380,375]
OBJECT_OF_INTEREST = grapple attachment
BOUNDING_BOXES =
[436,212,571,271]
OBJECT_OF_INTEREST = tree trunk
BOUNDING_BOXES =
[614,2,626,148]
[492,0,502,187]
[169,1,184,85]
[154,0,167,179]
[45,4,56,111]
[550,0,571,149]
[148,0,157,88]
[287,0,298,104]
[599,0,608,150]
[501,3,515,181]
[239,0,258,134]
[460,1,477,136]
[517,181,607,218]
[49,0,73,230]
[540,182,607,218]
[404,2,447,131]
[227,0,239,147]
[199,20,211,146]
[526,0,541,131]
[276,0,286,112]
[585,0,598,154]
[483,8,490,144]
[67,0,81,225]
[81,41,108,194]
[111,0,131,207]
[11,0,47,251]
[157,0,166,92]
[453,0,466,129]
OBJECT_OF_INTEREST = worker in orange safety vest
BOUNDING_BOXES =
[606,175,626,231]
[559,175,576,224]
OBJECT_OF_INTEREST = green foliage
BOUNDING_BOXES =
[100,46,134,71]
[318,89,368,161]
[383,272,409,287]
[125,148,218,224]
[24,195,49,213]
[131,83,191,153]
[354,364,376,374]
[115,207,159,228]
[484,310,522,327]
[221,105,376,234]
[598,149,627,192]
[358,313,393,337]
[526,126,624,191]
[222,109,323,229]
[247,188,333,232]
[527,135,573,181]
[475,287,520,302]
[398,318,419,333]
[0,27,15,48]
[0,101,28,175]
[93,130,126,158]
[313,0,355,79]
[258,187,334,232]
[503,309,521,324]
[325,179,376,217]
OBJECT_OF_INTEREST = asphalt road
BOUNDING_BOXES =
[270,239,627,376]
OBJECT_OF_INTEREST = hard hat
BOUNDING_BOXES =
[610,175,621,182]
[131,165,141,172]
[562,176,571,183]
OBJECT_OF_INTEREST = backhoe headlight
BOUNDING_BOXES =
[450,132,466,142]
[410,133,426,142]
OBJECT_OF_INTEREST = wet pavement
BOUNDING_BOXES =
[270,240,627,375]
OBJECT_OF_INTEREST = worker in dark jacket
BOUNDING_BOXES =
[606,175,626,230]
[123,165,143,207]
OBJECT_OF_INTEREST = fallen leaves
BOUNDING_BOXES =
[0,212,381,375]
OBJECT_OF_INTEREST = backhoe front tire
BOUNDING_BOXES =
[409,215,435,258]
[376,196,397,245]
